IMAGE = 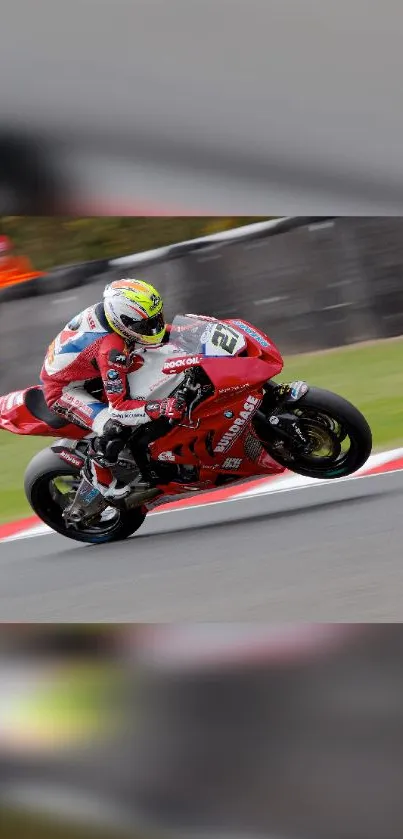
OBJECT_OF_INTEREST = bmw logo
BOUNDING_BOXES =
[224,410,234,418]
[107,369,119,380]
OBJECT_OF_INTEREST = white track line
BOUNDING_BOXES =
[3,462,403,544]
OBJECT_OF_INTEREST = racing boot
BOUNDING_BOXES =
[63,422,146,525]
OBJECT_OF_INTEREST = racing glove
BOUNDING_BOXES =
[145,396,187,422]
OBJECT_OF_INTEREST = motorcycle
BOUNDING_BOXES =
[0,314,372,544]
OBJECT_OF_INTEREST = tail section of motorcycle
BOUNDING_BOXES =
[0,386,85,438]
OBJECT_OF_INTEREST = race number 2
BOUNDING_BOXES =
[201,321,246,357]
[210,323,244,355]
[211,324,238,354]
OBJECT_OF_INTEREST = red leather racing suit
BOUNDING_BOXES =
[40,302,172,435]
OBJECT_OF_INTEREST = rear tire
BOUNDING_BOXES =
[255,386,372,479]
[24,447,147,545]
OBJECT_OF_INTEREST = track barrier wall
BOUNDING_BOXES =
[2,216,403,392]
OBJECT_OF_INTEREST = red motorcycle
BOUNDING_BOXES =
[0,315,372,544]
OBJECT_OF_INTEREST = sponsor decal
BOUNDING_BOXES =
[58,450,83,469]
[150,293,161,311]
[61,395,93,420]
[163,355,203,371]
[290,380,309,400]
[232,320,271,348]
[200,324,214,343]
[219,385,248,395]
[106,381,124,394]
[107,369,120,381]
[67,314,82,331]
[47,340,56,365]
[185,314,216,322]
[4,391,25,410]
[109,349,128,367]
[214,394,261,453]
[292,421,307,441]
[224,410,234,418]
[80,485,100,503]
[158,451,176,462]
[174,325,199,335]
[148,376,169,393]
[222,457,242,470]
[276,381,308,401]
[74,412,93,429]
[113,408,146,421]
[87,312,97,330]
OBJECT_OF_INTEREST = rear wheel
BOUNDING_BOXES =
[24,448,147,545]
[254,387,372,479]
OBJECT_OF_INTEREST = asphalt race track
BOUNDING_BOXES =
[0,470,402,621]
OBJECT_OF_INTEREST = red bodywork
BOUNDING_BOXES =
[0,320,287,495]
[151,320,287,493]
[0,388,86,439]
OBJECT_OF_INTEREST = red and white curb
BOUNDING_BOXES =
[2,447,403,544]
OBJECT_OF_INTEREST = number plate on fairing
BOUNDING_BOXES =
[201,323,246,357]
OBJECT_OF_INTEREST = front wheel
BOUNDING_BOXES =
[254,386,372,480]
[24,447,147,545]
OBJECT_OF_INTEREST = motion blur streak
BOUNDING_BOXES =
[1,624,403,839]
[2,1,403,212]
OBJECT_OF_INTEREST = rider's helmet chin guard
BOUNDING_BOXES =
[103,278,166,347]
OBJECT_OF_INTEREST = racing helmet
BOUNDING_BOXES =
[103,278,166,346]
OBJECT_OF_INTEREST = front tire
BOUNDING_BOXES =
[24,447,147,545]
[255,386,372,479]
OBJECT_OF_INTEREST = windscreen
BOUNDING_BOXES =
[168,315,247,358]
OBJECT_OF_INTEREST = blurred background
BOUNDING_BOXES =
[1,214,403,525]
[2,1,403,214]
[3,6,403,838]
[1,622,403,839]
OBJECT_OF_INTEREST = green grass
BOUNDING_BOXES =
[2,810,134,839]
[0,433,52,524]
[4,661,125,745]
[1,336,403,524]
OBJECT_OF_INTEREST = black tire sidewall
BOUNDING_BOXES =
[259,386,372,479]
[24,448,146,544]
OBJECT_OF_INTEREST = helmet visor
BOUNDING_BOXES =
[121,311,165,337]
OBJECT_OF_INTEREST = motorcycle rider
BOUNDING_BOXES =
[41,278,187,500]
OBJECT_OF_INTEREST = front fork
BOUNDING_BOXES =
[256,380,313,452]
